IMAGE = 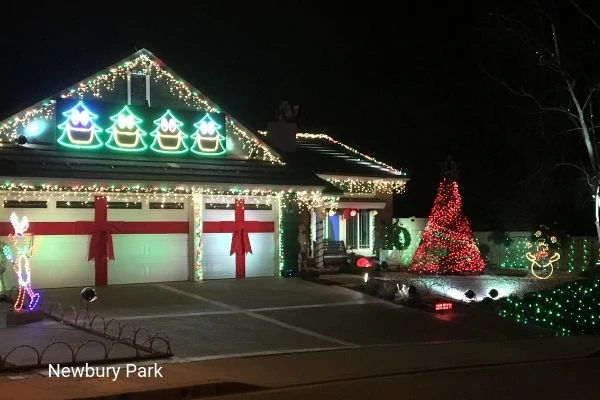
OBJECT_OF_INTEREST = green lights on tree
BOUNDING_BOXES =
[105,106,148,152]
[497,277,600,335]
[55,101,229,157]
[190,114,226,155]
[149,110,189,154]
[57,101,104,149]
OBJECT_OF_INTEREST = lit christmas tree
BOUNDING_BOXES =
[408,157,484,275]
[149,110,189,154]
[56,101,103,149]
[190,114,226,155]
[105,106,148,152]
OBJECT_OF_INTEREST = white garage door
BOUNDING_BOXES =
[107,206,189,285]
[202,200,277,279]
[0,197,190,289]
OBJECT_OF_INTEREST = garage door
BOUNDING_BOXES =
[0,197,190,289]
[107,203,189,285]
[201,199,277,279]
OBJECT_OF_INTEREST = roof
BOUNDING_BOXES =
[293,134,407,179]
[0,146,330,189]
[0,50,407,194]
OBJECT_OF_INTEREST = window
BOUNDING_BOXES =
[346,210,371,249]
[149,202,184,209]
[128,73,150,106]
[346,217,357,248]
[4,200,47,208]
[57,201,143,209]
[359,211,370,248]
[324,215,333,240]
[107,202,142,209]
[56,201,94,208]
[323,213,340,240]
[204,203,272,210]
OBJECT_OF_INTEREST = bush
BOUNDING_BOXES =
[497,277,600,335]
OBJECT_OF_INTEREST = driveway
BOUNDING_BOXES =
[33,277,548,361]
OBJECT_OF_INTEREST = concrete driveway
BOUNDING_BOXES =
[32,277,548,361]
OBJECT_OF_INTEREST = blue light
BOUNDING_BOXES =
[24,120,48,138]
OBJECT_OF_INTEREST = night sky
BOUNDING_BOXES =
[2,2,600,234]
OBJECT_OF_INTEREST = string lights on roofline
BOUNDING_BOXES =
[0,54,282,164]
[296,133,407,176]
[0,100,56,145]
[324,177,407,195]
[227,119,281,164]
[0,182,338,212]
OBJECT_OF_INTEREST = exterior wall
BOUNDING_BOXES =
[473,232,600,272]
[378,217,426,266]
[378,219,600,273]
[374,192,394,227]
[473,231,531,269]
[282,198,301,273]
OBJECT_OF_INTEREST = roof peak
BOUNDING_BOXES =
[0,49,283,164]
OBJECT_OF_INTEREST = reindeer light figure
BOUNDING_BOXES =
[8,212,41,311]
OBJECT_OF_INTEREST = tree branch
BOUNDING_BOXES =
[570,0,600,32]
[554,162,594,190]
[481,66,580,119]
[581,86,600,110]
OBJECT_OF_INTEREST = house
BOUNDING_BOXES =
[291,133,406,258]
[0,49,408,290]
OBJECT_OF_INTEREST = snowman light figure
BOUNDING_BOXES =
[525,237,560,280]
[8,212,41,312]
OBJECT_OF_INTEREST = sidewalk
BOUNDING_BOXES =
[0,335,598,399]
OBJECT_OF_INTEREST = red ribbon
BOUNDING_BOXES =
[0,196,188,286]
[202,199,275,278]
[230,199,253,256]
[88,197,115,264]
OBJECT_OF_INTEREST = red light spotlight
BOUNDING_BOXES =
[434,302,453,312]
[356,257,372,268]
[350,209,357,217]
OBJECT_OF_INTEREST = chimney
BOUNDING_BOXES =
[267,121,297,152]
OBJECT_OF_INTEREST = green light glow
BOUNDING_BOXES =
[149,110,189,154]
[56,101,104,150]
[190,114,226,156]
[105,106,148,152]
[497,277,600,336]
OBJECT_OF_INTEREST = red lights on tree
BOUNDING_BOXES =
[409,159,484,275]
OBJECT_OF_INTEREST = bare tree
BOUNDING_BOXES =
[484,1,600,242]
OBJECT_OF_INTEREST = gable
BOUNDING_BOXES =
[0,49,282,164]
